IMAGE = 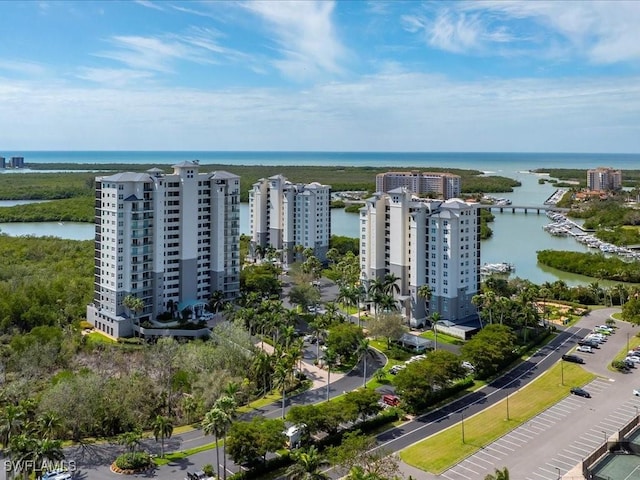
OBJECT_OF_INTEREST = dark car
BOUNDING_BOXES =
[570,387,591,398]
[578,339,599,349]
[562,354,585,364]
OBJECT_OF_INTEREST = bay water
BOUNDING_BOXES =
[2,151,637,285]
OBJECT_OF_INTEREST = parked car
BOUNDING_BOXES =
[462,361,476,371]
[626,356,640,364]
[625,359,637,369]
[594,328,611,335]
[579,340,600,348]
[389,365,406,375]
[628,350,640,358]
[595,324,614,331]
[634,388,640,397]
[576,345,592,353]
[562,354,585,364]
[570,387,591,398]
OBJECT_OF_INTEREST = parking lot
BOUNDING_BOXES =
[430,308,640,480]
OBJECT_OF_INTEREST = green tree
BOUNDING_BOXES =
[417,284,432,321]
[226,417,286,466]
[366,312,407,349]
[460,324,517,379]
[324,349,339,402]
[202,407,228,480]
[430,312,442,351]
[152,415,173,458]
[214,396,237,480]
[326,323,365,363]
[328,430,400,480]
[285,446,329,480]
[123,294,144,337]
[355,338,370,387]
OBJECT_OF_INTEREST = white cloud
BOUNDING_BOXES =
[0,72,638,152]
[448,1,640,63]
[76,67,155,87]
[134,0,165,12]
[0,60,47,77]
[242,0,348,80]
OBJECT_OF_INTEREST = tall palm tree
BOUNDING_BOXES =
[285,446,329,480]
[417,284,432,323]
[273,357,292,419]
[152,415,173,458]
[430,312,442,351]
[123,294,145,337]
[324,349,338,402]
[214,396,237,480]
[356,338,370,387]
[202,407,228,480]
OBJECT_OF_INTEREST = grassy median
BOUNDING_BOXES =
[400,361,595,474]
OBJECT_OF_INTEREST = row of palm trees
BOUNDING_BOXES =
[0,403,66,479]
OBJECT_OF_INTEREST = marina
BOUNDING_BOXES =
[543,211,640,260]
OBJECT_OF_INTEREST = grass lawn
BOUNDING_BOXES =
[400,361,595,474]
[154,441,220,466]
[84,331,117,344]
[419,330,464,346]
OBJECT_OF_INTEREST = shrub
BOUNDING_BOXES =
[113,452,153,472]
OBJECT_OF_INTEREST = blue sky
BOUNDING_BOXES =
[1,0,639,152]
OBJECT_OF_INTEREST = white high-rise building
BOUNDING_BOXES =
[249,175,331,264]
[375,171,461,199]
[360,188,480,327]
[86,161,241,338]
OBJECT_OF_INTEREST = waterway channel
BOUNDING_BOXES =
[0,172,616,286]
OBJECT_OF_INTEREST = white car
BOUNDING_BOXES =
[626,356,640,364]
[576,345,592,353]
[634,388,640,396]
[596,324,614,331]
[462,361,476,371]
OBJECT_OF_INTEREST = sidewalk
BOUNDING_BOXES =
[256,341,345,390]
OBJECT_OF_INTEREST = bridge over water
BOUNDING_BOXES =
[479,205,570,214]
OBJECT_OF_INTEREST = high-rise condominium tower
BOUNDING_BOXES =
[86,161,240,338]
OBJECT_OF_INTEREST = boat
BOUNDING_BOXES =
[480,262,515,275]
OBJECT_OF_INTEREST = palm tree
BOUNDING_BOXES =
[209,290,226,313]
[123,294,144,337]
[202,407,228,480]
[152,415,173,458]
[33,438,64,479]
[0,405,25,449]
[214,396,237,480]
[324,349,338,402]
[538,287,551,327]
[117,428,143,454]
[484,466,509,480]
[36,411,62,440]
[356,338,370,387]
[430,312,442,351]
[285,446,329,480]
[273,357,292,418]
[382,273,400,296]
[417,284,432,323]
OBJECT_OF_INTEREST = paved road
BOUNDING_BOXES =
[387,308,638,480]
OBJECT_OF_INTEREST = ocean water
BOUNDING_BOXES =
[2,151,640,173]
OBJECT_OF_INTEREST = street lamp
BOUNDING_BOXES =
[561,359,564,386]
[556,467,561,479]
[628,332,630,355]
[602,430,607,444]
[461,412,466,444]
[506,392,510,421]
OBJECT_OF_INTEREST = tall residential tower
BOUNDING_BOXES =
[249,175,331,264]
[360,189,480,327]
[86,161,241,338]
[375,171,461,199]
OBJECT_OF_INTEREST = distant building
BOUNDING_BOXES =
[10,156,25,168]
[0,157,5,169]
[249,175,331,264]
[587,167,622,191]
[86,161,241,338]
[375,171,461,199]
[360,189,480,328]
